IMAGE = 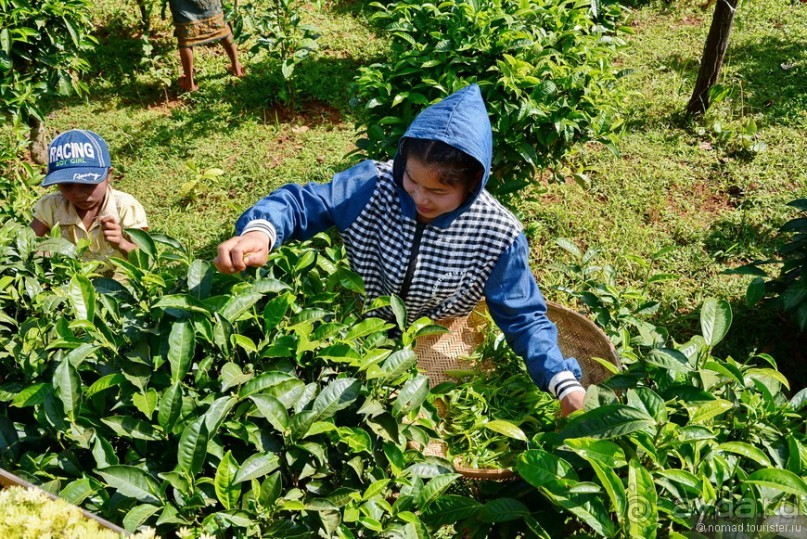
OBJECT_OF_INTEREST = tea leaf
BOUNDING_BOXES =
[392,375,429,416]
[312,378,361,421]
[96,465,163,504]
[645,348,692,373]
[391,294,407,330]
[421,495,480,527]
[53,358,81,422]
[102,416,160,441]
[484,420,528,442]
[132,388,158,419]
[477,497,529,523]
[158,382,183,432]
[92,435,119,468]
[126,228,157,259]
[343,317,393,341]
[744,469,807,497]
[187,259,214,299]
[168,320,194,383]
[627,458,658,538]
[717,442,773,468]
[563,438,628,468]
[700,298,732,347]
[11,383,52,407]
[60,477,100,506]
[123,504,161,533]
[68,274,95,321]
[589,460,627,525]
[235,453,280,483]
[204,396,237,437]
[250,394,290,433]
[220,292,263,323]
[177,416,208,475]
[687,399,733,424]
[378,348,417,383]
[417,473,461,509]
[518,449,578,491]
[239,372,296,399]
[626,388,667,424]
[789,388,807,412]
[559,405,655,440]
[215,450,241,510]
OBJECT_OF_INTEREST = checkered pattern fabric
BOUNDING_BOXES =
[342,161,523,323]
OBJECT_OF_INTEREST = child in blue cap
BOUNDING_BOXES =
[214,85,585,415]
[30,130,148,271]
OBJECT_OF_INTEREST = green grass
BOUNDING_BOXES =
[527,1,806,307]
[10,0,807,381]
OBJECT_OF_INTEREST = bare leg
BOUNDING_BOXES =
[221,31,245,77]
[178,46,198,91]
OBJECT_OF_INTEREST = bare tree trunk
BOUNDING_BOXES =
[28,115,48,165]
[686,0,740,116]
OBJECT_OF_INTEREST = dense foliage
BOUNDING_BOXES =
[1,2,805,536]
[352,0,630,195]
[727,199,807,333]
[233,0,320,111]
[2,199,805,537]
[518,298,807,537]
[0,221,471,537]
[0,0,96,122]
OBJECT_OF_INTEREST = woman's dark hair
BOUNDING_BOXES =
[402,138,484,189]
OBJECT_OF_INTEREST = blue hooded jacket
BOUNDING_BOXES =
[237,84,584,397]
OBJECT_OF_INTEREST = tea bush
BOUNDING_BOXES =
[0,0,96,124]
[352,0,630,195]
[3,212,805,538]
[517,298,807,537]
[0,217,505,537]
[727,199,807,333]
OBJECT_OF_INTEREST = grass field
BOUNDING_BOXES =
[18,0,807,382]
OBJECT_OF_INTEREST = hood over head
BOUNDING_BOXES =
[392,84,492,226]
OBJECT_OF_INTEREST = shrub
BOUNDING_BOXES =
[518,298,807,537]
[232,0,320,110]
[0,220,463,537]
[352,0,630,196]
[0,125,40,223]
[0,0,96,162]
[727,199,807,333]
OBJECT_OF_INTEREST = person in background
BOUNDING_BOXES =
[30,129,148,276]
[213,84,586,415]
[167,0,245,92]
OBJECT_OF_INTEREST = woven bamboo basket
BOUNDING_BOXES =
[413,301,620,480]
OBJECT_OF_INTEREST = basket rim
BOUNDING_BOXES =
[545,300,620,365]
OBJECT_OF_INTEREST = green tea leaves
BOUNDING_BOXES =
[700,298,732,348]
[167,320,194,383]
[560,405,656,440]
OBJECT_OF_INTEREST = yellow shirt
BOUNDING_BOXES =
[33,187,148,265]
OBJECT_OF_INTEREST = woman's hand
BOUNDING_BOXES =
[560,390,585,417]
[214,231,271,273]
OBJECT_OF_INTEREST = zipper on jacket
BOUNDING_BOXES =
[398,221,426,300]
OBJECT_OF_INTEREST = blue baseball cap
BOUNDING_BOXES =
[42,129,112,187]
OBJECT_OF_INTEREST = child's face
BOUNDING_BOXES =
[403,157,472,223]
[57,175,109,212]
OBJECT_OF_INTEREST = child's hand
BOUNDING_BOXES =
[99,216,124,246]
[214,232,270,273]
[99,216,137,254]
